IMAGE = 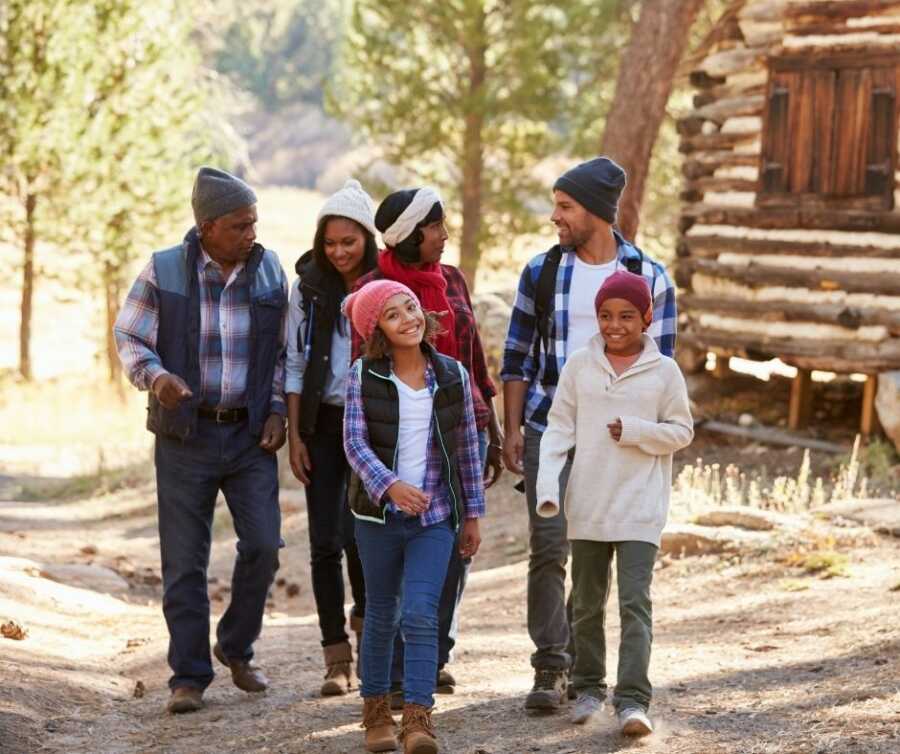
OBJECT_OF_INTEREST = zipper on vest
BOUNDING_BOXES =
[366,367,399,525]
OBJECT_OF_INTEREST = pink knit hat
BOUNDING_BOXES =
[342,279,419,341]
[594,270,653,325]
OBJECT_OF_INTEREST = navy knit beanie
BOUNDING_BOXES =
[553,157,626,224]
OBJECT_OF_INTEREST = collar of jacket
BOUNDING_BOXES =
[588,332,661,379]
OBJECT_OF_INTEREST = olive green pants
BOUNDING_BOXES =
[570,539,657,712]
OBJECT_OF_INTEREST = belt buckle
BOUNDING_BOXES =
[214,408,230,424]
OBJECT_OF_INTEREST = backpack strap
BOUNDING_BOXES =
[532,245,563,362]
[623,247,644,275]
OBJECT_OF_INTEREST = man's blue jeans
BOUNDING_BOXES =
[356,511,455,707]
[155,417,281,691]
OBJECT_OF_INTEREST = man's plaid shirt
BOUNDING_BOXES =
[343,357,485,526]
[501,238,677,433]
[114,245,288,414]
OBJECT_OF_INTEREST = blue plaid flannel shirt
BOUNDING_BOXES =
[343,357,486,526]
[501,236,677,433]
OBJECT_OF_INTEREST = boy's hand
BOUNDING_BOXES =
[387,481,430,515]
[607,418,623,442]
[459,518,481,558]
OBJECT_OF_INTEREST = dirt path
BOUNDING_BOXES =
[2,474,900,754]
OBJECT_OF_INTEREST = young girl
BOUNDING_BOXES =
[285,179,378,695]
[536,270,693,736]
[342,280,484,754]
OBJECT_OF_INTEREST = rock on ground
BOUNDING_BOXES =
[875,371,900,453]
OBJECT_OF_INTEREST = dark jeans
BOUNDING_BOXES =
[356,512,455,707]
[390,430,486,683]
[570,540,657,712]
[524,425,574,671]
[155,417,281,691]
[304,404,366,647]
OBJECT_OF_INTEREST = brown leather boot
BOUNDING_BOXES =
[400,703,438,754]
[166,686,204,714]
[361,694,398,752]
[213,642,269,692]
[350,614,364,680]
[321,641,353,696]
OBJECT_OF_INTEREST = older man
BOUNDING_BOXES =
[115,167,288,714]
[501,157,677,713]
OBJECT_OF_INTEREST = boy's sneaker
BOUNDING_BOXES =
[618,706,653,737]
[570,694,604,724]
[524,668,567,712]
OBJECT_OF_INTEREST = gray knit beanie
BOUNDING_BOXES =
[553,156,626,223]
[191,166,258,225]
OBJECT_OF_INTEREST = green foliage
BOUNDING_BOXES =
[332,0,630,268]
[0,0,233,377]
[204,0,342,112]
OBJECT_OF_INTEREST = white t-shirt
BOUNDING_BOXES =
[567,256,617,356]
[391,375,433,490]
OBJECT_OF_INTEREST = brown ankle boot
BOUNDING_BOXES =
[362,694,398,752]
[350,614,364,680]
[321,641,353,696]
[400,703,438,754]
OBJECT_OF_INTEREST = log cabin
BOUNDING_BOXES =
[676,0,900,434]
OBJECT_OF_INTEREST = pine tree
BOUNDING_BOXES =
[333,0,628,286]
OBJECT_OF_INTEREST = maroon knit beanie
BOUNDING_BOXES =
[594,270,653,325]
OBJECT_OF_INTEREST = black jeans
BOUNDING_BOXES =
[305,403,366,647]
[155,417,281,691]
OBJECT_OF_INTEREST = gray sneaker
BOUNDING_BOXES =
[571,694,604,724]
[618,706,653,737]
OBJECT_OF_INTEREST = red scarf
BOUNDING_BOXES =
[378,248,459,359]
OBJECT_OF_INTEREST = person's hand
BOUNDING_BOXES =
[152,373,193,410]
[607,418,622,442]
[502,427,524,475]
[459,518,481,558]
[484,441,504,489]
[259,413,287,452]
[387,481,429,515]
[288,433,312,485]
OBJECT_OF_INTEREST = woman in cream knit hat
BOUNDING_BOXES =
[285,178,379,696]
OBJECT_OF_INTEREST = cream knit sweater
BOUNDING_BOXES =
[536,333,693,546]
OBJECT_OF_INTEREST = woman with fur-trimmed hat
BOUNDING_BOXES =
[285,179,379,695]
[350,187,502,701]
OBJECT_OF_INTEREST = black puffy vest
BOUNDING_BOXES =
[348,348,466,530]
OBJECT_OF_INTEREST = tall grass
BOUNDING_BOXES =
[674,435,897,514]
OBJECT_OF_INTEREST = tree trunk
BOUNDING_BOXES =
[600,0,706,241]
[19,192,37,381]
[457,8,487,290]
[104,262,123,386]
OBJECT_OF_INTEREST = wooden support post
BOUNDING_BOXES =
[861,375,878,437]
[712,353,730,378]
[788,368,813,430]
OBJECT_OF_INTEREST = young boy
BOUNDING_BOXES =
[536,270,693,736]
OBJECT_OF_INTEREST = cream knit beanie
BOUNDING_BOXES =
[316,179,377,238]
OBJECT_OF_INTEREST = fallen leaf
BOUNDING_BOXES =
[1,621,27,640]
[133,680,145,699]
[80,545,98,555]
[286,583,300,597]
[750,645,779,652]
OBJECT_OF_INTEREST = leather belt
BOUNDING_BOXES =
[198,406,249,423]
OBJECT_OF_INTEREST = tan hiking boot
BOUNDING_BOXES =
[321,641,353,696]
[166,686,204,714]
[362,694,398,752]
[213,642,269,692]
[399,703,438,754]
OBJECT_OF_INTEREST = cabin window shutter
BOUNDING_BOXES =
[864,71,896,204]
[761,74,792,193]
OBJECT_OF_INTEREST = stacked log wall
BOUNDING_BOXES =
[677,0,900,372]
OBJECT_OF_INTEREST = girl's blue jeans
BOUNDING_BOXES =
[355,510,455,707]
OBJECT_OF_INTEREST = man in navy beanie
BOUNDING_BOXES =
[114,167,289,714]
[501,156,677,713]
